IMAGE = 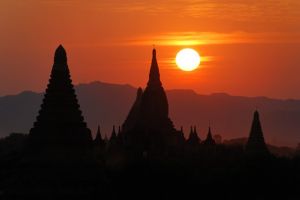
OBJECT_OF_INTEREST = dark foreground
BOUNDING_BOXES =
[0,136,300,200]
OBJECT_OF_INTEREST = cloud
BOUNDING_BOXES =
[124,31,300,46]
[92,0,300,22]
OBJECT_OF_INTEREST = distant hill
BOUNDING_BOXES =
[0,81,300,147]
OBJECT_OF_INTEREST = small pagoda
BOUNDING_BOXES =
[245,110,270,156]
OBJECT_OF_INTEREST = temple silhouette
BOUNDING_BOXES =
[121,49,184,155]
[28,45,92,160]
[26,46,270,159]
[2,45,300,200]
[245,110,270,156]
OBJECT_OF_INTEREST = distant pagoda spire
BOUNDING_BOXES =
[29,45,92,150]
[177,126,185,144]
[108,125,119,149]
[147,49,162,87]
[193,126,200,141]
[110,125,117,142]
[118,126,121,135]
[245,110,270,156]
[94,125,105,146]
[187,126,200,145]
[203,126,216,145]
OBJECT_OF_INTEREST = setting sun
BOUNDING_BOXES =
[175,48,201,71]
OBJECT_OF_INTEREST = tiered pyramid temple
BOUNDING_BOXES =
[28,45,92,153]
[245,110,269,156]
[122,49,183,154]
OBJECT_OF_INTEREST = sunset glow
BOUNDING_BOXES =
[0,0,300,99]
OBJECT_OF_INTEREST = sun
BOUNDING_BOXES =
[176,48,201,71]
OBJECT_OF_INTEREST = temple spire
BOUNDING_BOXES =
[96,125,102,138]
[118,126,121,135]
[96,125,101,139]
[187,125,200,145]
[94,125,105,146]
[147,48,162,87]
[54,45,67,67]
[109,125,118,149]
[208,126,212,139]
[110,125,117,141]
[29,45,92,154]
[203,126,216,145]
[121,48,176,153]
[245,110,270,156]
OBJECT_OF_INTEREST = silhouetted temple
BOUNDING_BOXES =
[122,49,182,154]
[245,110,269,156]
[28,45,92,154]
[203,126,216,145]
[187,126,200,145]
[94,125,105,147]
[109,125,117,146]
[3,44,296,200]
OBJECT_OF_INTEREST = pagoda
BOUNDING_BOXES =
[109,125,118,145]
[203,126,216,145]
[122,49,180,153]
[138,49,174,131]
[245,110,270,156]
[187,126,200,145]
[94,125,105,147]
[28,45,92,152]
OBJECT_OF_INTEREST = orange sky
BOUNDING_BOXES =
[1,0,300,98]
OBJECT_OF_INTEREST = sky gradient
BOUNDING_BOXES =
[1,0,300,98]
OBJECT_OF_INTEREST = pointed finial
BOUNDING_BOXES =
[97,125,101,135]
[152,48,156,57]
[111,125,117,140]
[190,126,193,134]
[254,110,260,120]
[94,125,103,143]
[147,48,161,87]
[207,125,213,140]
[54,44,67,65]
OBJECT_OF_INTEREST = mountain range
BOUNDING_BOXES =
[0,81,299,147]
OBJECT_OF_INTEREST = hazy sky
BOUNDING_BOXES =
[1,0,300,98]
